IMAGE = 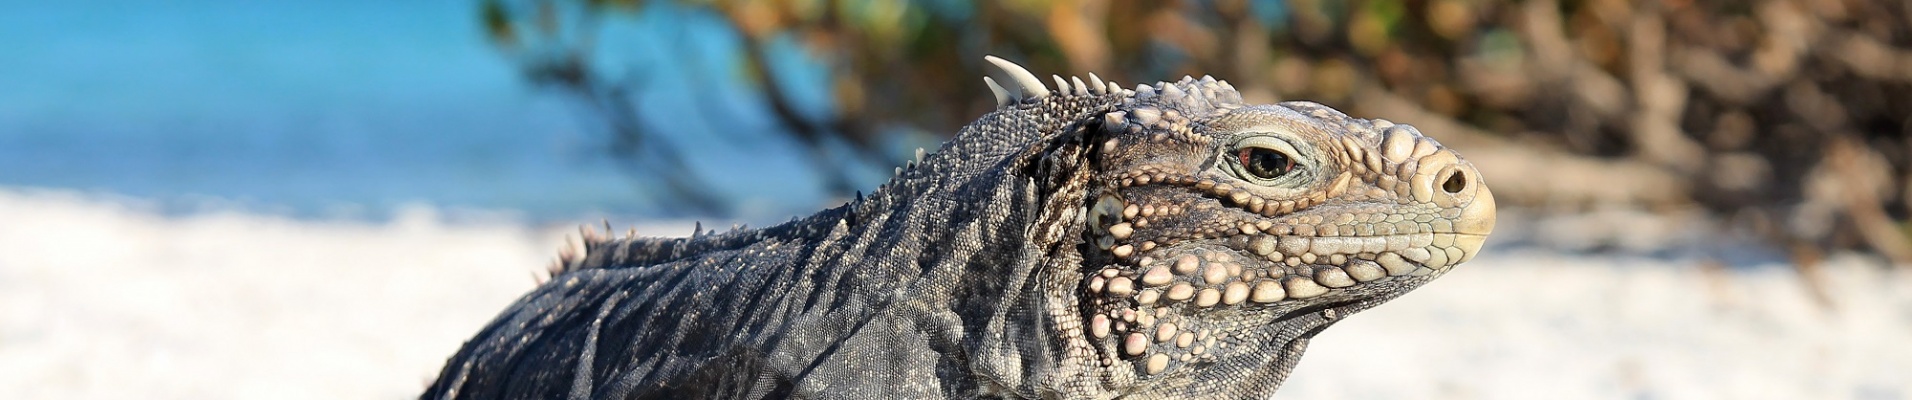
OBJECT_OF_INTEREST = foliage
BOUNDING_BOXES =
[480,0,1912,261]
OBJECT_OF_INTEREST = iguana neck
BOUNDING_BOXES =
[549,94,1125,397]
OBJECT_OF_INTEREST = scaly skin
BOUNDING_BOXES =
[422,57,1496,399]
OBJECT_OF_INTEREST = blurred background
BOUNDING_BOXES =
[1,0,1909,398]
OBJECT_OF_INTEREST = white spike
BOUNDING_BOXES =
[1052,75,1070,94]
[983,76,1009,106]
[1070,76,1089,96]
[915,147,927,162]
[1161,83,1186,102]
[1107,81,1121,94]
[1135,84,1156,100]
[1087,72,1105,94]
[983,55,1050,99]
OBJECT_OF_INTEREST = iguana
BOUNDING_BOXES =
[423,56,1496,399]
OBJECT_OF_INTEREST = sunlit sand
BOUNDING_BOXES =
[1,188,1906,399]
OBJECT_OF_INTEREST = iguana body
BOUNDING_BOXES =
[424,57,1496,399]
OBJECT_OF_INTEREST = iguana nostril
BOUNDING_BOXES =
[1441,170,1467,194]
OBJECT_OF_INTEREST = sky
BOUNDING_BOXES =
[0,0,839,222]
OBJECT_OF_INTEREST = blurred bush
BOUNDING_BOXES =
[479,0,1910,262]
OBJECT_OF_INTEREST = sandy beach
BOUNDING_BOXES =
[2,187,1907,399]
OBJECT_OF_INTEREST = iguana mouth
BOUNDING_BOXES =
[1082,185,1493,301]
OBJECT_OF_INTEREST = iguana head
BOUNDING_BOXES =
[982,57,1496,395]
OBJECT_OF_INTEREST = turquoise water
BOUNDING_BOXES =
[0,0,842,221]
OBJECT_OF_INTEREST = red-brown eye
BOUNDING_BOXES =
[1237,147,1295,180]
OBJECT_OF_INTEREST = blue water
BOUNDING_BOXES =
[0,0,848,222]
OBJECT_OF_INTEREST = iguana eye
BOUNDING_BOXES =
[1224,134,1310,187]
[1236,147,1295,179]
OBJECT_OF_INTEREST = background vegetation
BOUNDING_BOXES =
[477,0,1912,267]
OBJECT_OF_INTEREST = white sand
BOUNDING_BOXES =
[2,188,1907,399]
